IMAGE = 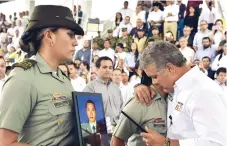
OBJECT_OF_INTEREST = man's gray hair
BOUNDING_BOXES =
[140,41,186,70]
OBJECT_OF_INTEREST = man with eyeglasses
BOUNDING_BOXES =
[193,20,212,51]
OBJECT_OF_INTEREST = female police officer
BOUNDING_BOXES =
[0,5,84,146]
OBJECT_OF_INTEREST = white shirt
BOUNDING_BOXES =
[147,10,163,22]
[163,4,179,22]
[193,30,212,50]
[130,11,146,27]
[211,53,227,71]
[167,66,227,146]
[71,76,86,92]
[199,5,217,24]
[98,48,115,62]
[115,52,128,60]
[119,82,134,106]
[119,8,133,19]
[179,47,195,64]
[89,122,97,133]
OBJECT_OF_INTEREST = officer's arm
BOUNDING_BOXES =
[0,129,29,146]
[110,136,125,146]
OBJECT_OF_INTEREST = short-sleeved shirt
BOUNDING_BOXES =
[113,86,167,146]
[0,53,75,145]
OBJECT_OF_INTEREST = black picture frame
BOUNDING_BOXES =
[72,92,108,146]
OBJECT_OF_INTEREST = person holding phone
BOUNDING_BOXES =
[136,41,227,146]
[111,81,167,146]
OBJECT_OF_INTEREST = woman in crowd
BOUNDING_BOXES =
[0,5,84,145]
[115,12,123,27]
[210,19,225,49]
[125,42,140,78]
[212,43,227,71]
[184,6,199,34]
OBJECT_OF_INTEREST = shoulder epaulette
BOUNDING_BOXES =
[13,59,37,70]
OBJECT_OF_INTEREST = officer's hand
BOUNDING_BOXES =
[141,127,165,146]
[134,85,155,105]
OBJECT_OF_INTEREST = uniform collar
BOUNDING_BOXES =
[35,53,66,82]
[174,66,200,92]
[35,53,52,73]
[151,85,162,101]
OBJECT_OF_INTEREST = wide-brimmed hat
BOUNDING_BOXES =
[20,5,84,53]
[25,5,84,35]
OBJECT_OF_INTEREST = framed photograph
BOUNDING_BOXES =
[72,92,109,146]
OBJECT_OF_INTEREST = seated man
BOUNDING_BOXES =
[111,82,167,146]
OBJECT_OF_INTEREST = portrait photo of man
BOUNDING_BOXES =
[81,100,108,146]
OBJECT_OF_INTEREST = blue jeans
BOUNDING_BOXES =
[178,19,184,39]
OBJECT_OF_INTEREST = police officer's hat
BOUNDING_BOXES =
[25,5,84,35]
[20,5,84,53]
[107,29,113,33]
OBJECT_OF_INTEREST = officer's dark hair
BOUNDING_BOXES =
[202,37,211,42]
[116,43,124,49]
[124,1,128,4]
[202,56,211,62]
[86,100,96,110]
[67,61,77,70]
[21,27,59,57]
[216,67,227,76]
[95,56,113,68]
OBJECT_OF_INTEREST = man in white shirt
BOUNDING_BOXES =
[98,39,115,62]
[193,20,212,51]
[130,5,146,27]
[139,41,227,146]
[163,0,179,40]
[118,16,133,37]
[199,0,217,30]
[215,67,227,90]
[119,1,133,19]
[67,62,86,92]
[179,37,194,64]
[147,2,164,28]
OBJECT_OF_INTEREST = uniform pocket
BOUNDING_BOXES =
[48,98,72,116]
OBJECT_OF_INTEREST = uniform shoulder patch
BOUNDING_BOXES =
[13,59,37,70]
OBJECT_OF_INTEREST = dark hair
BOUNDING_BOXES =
[67,61,77,70]
[86,100,96,110]
[95,56,113,68]
[202,56,211,62]
[215,19,223,25]
[81,61,90,70]
[216,67,227,75]
[116,43,124,49]
[124,1,128,4]
[202,37,211,42]
[20,27,58,57]
[130,43,139,62]
[104,39,110,44]
[115,12,123,25]
[0,56,6,64]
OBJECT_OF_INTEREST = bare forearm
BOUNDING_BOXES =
[10,143,29,146]
[110,136,126,146]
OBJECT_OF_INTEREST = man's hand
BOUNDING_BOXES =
[134,85,155,105]
[141,127,165,146]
